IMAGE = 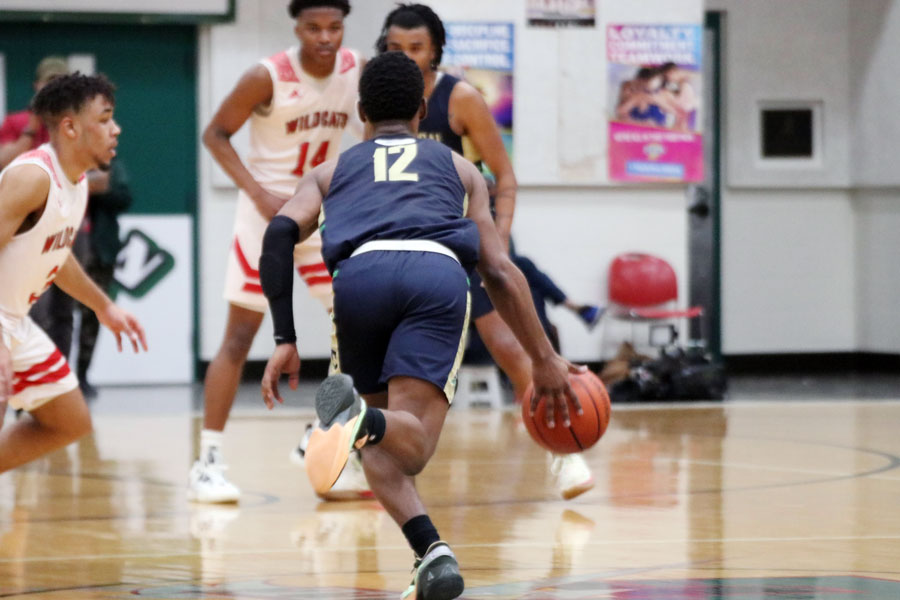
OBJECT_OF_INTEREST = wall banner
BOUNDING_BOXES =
[90,215,193,385]
[607,24,703,182]
[527,0,595,28]
[443,22,514,167]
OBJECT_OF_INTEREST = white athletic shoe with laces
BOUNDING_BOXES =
[188,450,241,503]
[291,421,374,501]
[550,453,594,500]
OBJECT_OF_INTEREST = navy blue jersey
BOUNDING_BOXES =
[321,135,479,273]
[418,73,463,154]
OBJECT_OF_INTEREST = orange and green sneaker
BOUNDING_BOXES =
[305,374,370,497]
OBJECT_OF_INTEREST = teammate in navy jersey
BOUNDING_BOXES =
[378,3,595,500]
[259,52,583,600]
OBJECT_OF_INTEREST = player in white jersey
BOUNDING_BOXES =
[0,73,147,473]
[193,0,367,503]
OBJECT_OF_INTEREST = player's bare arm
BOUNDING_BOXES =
[53,254,147,354]
[278,160,337,242]
[0,166,52,404]
[258,160,336,408]
[0,164,51,250]
[450,82,517,248]
[202,64,286,220]
[456,154,583,427]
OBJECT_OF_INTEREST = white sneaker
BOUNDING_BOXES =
[289,423,314,466]
[325,451,374,501]
[188,460,241,503]
[290,420,374,501]
[550,453,594,500]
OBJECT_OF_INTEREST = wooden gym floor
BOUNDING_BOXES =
[1,377,899,599]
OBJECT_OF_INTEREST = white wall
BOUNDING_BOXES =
[708,0,854,354]
[854,191,900,353]
[848,1,900,354]
[709,0,900,355]
[198,0,701,363]
[849,0,900,187]
[721,190,855,353]
[710,0,852,188]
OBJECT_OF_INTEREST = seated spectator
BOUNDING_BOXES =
[465,239,602,362]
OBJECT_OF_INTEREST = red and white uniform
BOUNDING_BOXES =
[0,144,86,410]
[225,46,363,312]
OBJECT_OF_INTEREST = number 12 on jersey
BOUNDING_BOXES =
[373,144,419,182]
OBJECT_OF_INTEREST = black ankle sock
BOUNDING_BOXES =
[401,514,440,559]
[360,406,386,445]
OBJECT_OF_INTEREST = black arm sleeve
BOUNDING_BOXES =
[260,215,301,344]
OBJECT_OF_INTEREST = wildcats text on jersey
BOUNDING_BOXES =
[286,111,349,134]
[42,227,77,254]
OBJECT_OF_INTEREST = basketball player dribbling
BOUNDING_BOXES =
[192,0,370,503]
[259,51,584,600]
[0,73,147,473]
[378,3,595,499]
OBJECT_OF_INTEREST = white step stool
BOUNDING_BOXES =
[454,365,505,409]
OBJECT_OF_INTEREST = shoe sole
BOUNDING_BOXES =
[318,489,376,501]
[315,374,358,426]
[293,448,375,501]
[418,557,465,600]
[307,375,370,497]
[561,478,595,501]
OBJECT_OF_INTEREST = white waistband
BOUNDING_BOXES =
[350,239,459,264]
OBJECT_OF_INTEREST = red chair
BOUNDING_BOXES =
[601,252,703,354]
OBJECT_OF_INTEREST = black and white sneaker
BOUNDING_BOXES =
[401,541,464,600]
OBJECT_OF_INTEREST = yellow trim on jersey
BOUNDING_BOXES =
[329,306,341,375]
[462,135,481,164]
[443,290,472,404]
[462,192,469,217]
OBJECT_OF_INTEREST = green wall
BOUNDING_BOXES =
[0,23,197,215]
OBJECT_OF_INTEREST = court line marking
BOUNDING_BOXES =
[611,398,900,411]
[219,398,900,419]
[1,534,899,564]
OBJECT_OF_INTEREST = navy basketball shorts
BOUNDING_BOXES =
[331,250,471,402]
[468,269,495,320]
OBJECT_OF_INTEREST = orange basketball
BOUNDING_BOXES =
[522,370,611,454]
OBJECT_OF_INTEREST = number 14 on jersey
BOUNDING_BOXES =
[292,141,329,176]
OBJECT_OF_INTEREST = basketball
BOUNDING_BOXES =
[522,370,611,454]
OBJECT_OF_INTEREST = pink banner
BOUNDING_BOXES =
[608,122,703,182]
[607,24,703,183]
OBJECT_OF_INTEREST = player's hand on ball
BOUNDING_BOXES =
[261,343,301,409]
[530,356,586,428]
